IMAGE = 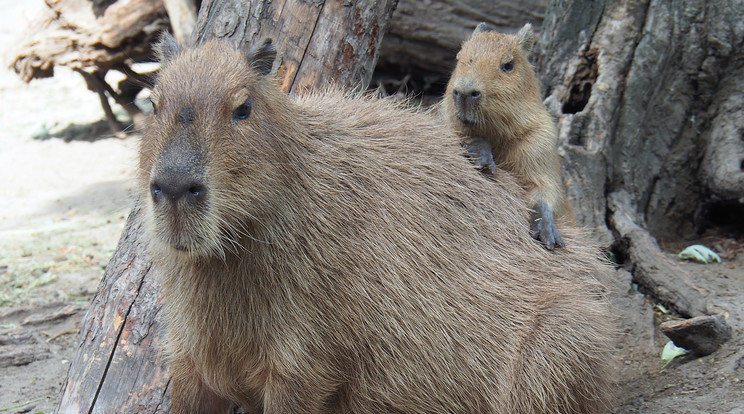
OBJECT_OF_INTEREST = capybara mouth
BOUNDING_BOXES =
[164,234,211,256]
[457,114,478,127]
[149,211,209,255]
[171,243,191,252]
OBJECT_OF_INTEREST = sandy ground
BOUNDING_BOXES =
[1,1,744,414]
[0,1,138,412]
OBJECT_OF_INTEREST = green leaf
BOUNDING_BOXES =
[678,244,721,264]
[660,340,689,370]
[655,303,669,314]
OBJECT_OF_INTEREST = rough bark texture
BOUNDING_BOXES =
[538,0,744,242]
[163,0,198,43]
[54,1,396,412]
[192,0,398,93]
[56,204,171,413]
[378,0,547,74]
[536,0,743,318]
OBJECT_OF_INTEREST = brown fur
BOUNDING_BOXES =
[139,37,614,413]
[443,24,575,225]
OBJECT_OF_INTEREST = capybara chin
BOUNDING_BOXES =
[139,33,614,413]
[443,23,575,250]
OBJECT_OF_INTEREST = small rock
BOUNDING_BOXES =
[17,404,35,414]
[659,315,732,357]
[0,345,50,367]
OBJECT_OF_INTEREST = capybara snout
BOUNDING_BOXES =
[450,75,484,125]
[149,138,207,205]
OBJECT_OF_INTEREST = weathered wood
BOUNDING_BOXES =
[538,0,744,242]
[379,0,547,74]
[163,0,198,43]
[56,204,171,413]
[193,0,398,93]
[659,315,732,357]
[700,67,744,202]
[10,0,170,135]
[608,191,711,318]
[10,0,169,82]
[55,1,396,412]
[536,0,742,320]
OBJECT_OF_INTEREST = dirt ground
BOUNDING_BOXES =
[0,1,137,412]
[1,1,743,414]
[611,237,744,413]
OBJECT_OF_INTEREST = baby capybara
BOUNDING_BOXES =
[139,33,614,413]
[443,23,575,250]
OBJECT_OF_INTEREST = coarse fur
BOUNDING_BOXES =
[443,23,574,249]
[139,35,614,413]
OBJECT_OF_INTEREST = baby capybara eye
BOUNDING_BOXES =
[232,99,252,121]
[500,60,514,72]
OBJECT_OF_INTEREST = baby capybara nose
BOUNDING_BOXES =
[452,87,482,124]
[452,87,482,107]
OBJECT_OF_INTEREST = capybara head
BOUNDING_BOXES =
[139,35,293,259]
[444,23,541,133]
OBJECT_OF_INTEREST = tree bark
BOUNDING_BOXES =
[378,0,547,74]
[55,1,396,412]
[163,0,198,43]
[192,0,397,93]
[536,0,743,314]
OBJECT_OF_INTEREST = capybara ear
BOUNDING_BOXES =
[155,32,181,64]
[516,23,537,57]
[470,22,488,39]
[247,39,277,76]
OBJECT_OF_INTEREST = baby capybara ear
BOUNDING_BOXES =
[155,32,181,65]
[516,23,537,57]
[470,22,488,39]
[246,38,277,76]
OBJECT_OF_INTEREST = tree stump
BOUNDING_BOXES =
[536,0,742,318]
[55,1,396,412]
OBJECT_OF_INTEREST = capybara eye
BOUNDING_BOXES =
[232,99,253,121]
[501,60,514,72]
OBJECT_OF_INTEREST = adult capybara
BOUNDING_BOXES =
[443,23,575,250]
[139,33,614,413]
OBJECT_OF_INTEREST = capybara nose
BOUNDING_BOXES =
[151,172,206,204]
[453,88,482,108]
[452,87,482,125]
[151,136,207,205]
